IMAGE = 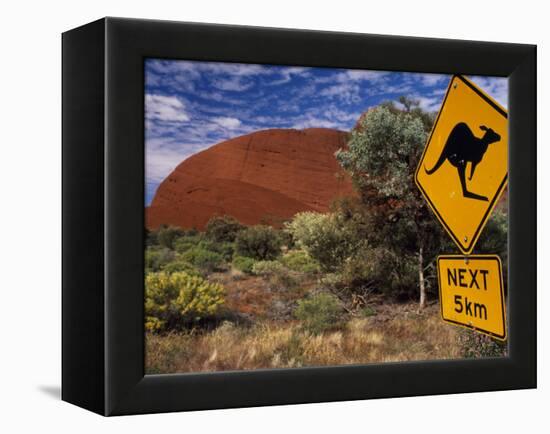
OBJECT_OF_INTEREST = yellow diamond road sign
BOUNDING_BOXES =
[437,255,506,340]
[415,75,508,254]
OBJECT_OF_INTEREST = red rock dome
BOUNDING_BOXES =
[146,128,355,230]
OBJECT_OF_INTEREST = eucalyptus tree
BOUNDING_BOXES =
[336,101,447,308]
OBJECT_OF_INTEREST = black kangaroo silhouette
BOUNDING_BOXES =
[424,122,501,201]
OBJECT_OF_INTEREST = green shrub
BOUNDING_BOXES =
[281,250,320,274]
[232,255,256,274]
[185,227,199,237]
[476,209,508,291]
[198,240,235,261]
[285,212,357,271]
[333,104,452,307]
[205,215,245,243]
[477,209,507,255]
[162,260,200,276]
[270,270,298,291]
[458,328,507,358]
[181,247,224,273]
[252,260,285,276]
[338,247,381,288]
[278,229,295,250]
[145,229,158,246]
[360,306,377,317]
[156,225,185,249]
[145,247,176,272]
[145,271,225,332]
[251,260,296,290]
[235,225,282,260]
[340,246,417,299]
[319,273,345,290]
[294,293,343,334]
[174,234,203,254]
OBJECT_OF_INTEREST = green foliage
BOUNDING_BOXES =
[162,260,200,276]
[333,105,452,304]
[252,260,285,276]
[232,255,257,274]
[340,246,418,299]
[336,106,427,197]
[145,271,225,332]
[187,227,200,236]
[181,247,224,273]
[338,246,381,287]
[458,329,507,358]
[394,97,436,131]
[251,260,296,289]
[360,306,377,317]
[294,293,343,334]
[477,209,507,256]
[156,225,185,249]
[198,240,235,261]
[280,250,320,274]
[145,248,176,272]
[270,270,298,291]
[145,229,158,247]
[319,272,345,290]
[278,229,295,250]
[205,215,245,243]
[235,225,282,260]
[284,212,358,272]
[476,208,509,292]
[174,234,203,254]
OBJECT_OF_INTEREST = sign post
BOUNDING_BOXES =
[415,75,508,339]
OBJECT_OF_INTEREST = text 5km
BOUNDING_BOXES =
[453,295,487,320]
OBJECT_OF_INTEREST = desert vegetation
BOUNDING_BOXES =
[145,100,508,374]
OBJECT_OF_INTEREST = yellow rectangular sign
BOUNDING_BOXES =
[437,255,506,340]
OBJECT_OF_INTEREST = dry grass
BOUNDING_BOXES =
[146,303,463,374]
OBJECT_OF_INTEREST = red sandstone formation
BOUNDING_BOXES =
[146,128,355,230]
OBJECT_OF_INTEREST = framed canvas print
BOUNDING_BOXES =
[62,17,536,416]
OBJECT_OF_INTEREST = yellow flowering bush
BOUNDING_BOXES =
[145,271,225,332]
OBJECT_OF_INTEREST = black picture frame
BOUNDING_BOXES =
[62,17,536,416]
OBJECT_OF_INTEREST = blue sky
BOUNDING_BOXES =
[145,59,508,205]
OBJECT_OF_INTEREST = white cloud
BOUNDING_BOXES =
[339,70,389,82]
[414,73,448,86]
[292,116,342,130]
[211,76,254,91]
[430,88,447,97]
[416,95,445,112]
[290,107,353,130]
[268,67,311,85]
[392,94,445,113]
[323,107,361,123]
[469,76,508,109]
[212,117,242,129]
[368,82,414,96]
[254,114,290,125]
[148,59,272,79]
[319,83,361,104]
[205,62,272,77]
[145,140,209,184]
[196,90,249,105]
[145,94,189,122]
